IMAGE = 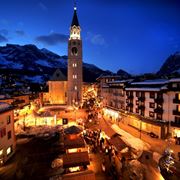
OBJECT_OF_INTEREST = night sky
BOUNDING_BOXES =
[0,0,180,74]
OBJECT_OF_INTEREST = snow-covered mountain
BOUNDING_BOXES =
[157,52,180,76]
[0,44,110,84]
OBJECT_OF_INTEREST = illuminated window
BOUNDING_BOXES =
[178,105,180,112]
[7,115,11,124]
[172,83,177,88]
[178,93,180,100]
[149,112,154,118]
[73,75,77,79]
[6,146,12,155]
[73,63,77,67]
[74,86,77,90]
[0,149,3,156]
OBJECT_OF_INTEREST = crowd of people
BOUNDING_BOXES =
[82,129,128,179]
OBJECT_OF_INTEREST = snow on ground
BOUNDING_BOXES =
[0,54,10,65]
[15,124,62,136]
[24,75,43,83]
[36,59,53,67]
[111,124,150,151]
[10,62,23,69]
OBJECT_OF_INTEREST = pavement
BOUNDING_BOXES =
[99,115,180,179]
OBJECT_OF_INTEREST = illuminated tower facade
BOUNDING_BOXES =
[67,6,83,106]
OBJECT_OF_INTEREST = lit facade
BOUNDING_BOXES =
[47,69,67,104]
[98,76,180,139]
[0,103,15,165]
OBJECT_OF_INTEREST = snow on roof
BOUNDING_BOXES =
[169,78,180,83]
[125,87,162,91]
[102,85,109,88]
[108,79,133,84]
[0,102,13,113]
[131,79,168,85]
[111,124,150,152]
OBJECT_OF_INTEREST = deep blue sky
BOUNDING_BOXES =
[0,0,180,74]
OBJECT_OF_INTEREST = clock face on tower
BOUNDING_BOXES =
[71,47,78,56]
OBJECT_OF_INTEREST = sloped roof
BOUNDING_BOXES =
[50,69,67,81]
[63,152,90,168]
[64,135,85,149]
[71,9,80,27]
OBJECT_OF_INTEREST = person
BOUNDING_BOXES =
[101,158,106,172]
[178,152,180,161]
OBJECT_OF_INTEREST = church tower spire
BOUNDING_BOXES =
[67,2,83,106]
[70,2,81,40]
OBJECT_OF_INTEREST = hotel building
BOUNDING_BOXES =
[98,76,180,139]
[0,102,15,165]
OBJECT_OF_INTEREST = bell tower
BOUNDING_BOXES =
[67,5,83,106]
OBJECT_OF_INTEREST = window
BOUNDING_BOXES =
[6,146,12,156]
[149,103,155,108]
[141,92,145,97]
[0,149,3,156]
[72,63,77,67]
[141,111,144,116]
[157,104,162,108]
[7,115,11,124]
[0,128,6,138]
[157,93,163,98]
[175,116,180,124]
[74,86,77,90]
[157,113,162,120]
[136,92,140,97]
[149,112,154,118]
[178,105,180,112]
[136,108,139,113]
[172,83,177,88]
[73,75,77,79]
[8,131,11,139]
[150,92,155,98]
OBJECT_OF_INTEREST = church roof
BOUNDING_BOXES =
[50,69,67,81]
[71,8,80,27]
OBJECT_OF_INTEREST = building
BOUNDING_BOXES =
[47,69,67,104]
[67,6,83,106]
[0,102,15,165]
[98,76,180,139]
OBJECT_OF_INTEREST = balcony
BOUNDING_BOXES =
[127,95,134,99]
[155,97,164,103]
[138,105,145,110]
[173,98,180,104]
[138,96,145,102]
[127,103,133,107]
[173,110,180,116]
[154,107,163,114]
